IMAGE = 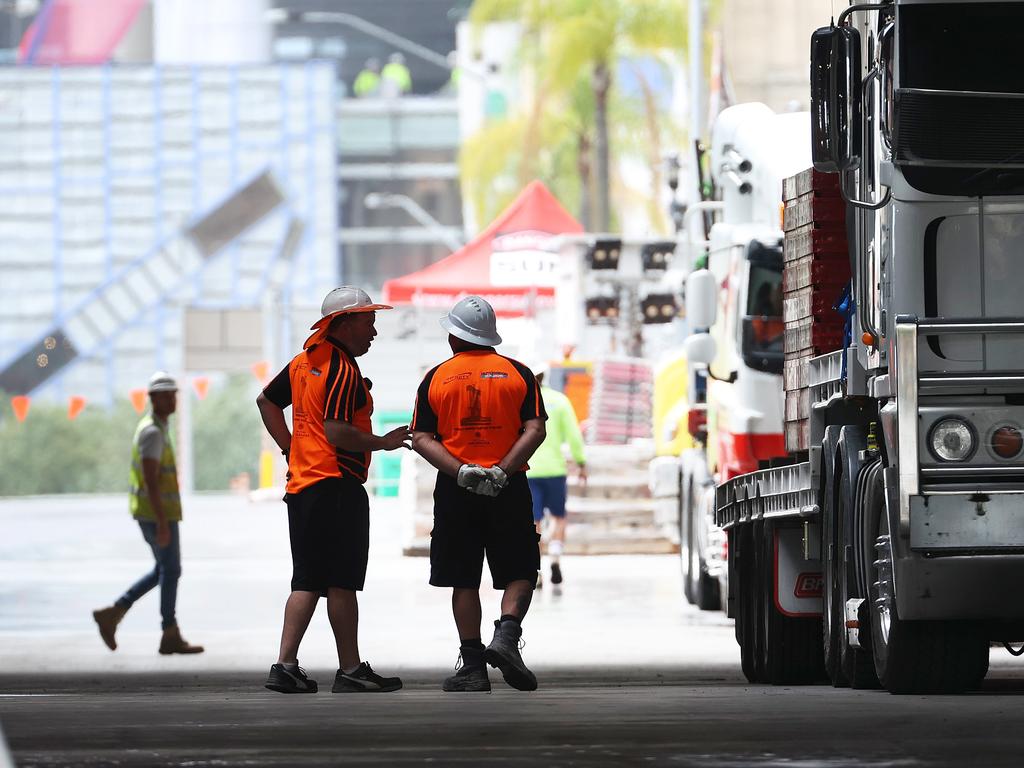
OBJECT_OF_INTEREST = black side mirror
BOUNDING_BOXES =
[831,25,862,171]
[810,26,836,171]
[810,25,862,172]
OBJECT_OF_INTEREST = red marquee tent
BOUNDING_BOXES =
[382,180,583,317]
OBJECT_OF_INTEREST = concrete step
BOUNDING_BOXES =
[569,473,650,499]
[565,497,657,527]
[403,534,679,557]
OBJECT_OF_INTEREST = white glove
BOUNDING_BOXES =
[476,466,507,497]
[457,464,488,491]
[472,478,501,497]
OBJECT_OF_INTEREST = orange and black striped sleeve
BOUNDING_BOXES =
[509,359,547,422]
[411,365,440,434]
[323,349,359,422]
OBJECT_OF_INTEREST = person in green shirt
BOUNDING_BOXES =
[92,372,203,656]
[526,363,586,587]
[380,52,412,97]
[353,58,381,98]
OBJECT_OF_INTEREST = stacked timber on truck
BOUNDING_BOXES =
[781,168,850,452]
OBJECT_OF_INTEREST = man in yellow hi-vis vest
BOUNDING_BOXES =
[92,372,203,655]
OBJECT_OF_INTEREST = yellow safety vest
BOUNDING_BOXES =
[129,414,182,522]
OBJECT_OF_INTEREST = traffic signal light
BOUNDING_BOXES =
[586,238,621,271]
[641,241,676,271]
[584,296,620,324]
[640,293,679,324]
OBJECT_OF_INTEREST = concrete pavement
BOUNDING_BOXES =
[0,493,734,675]
[2,493,1023,767]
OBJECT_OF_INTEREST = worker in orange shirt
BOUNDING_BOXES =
[411,296,547,692]
[256,286,411,695]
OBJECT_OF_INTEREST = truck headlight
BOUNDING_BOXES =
[928,418,976,462]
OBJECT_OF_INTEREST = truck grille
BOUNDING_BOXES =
[894,89,1024,167]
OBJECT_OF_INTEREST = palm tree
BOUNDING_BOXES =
[468,0,688,232]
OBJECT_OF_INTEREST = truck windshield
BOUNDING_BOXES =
[897,3,1024,195]
[742,263,784,374]
[900,4,1024,94]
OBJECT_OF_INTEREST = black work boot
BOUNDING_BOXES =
[485,619,538,691]
[265,663,318,694]
[332,662,403,692]
[442,645,491,692]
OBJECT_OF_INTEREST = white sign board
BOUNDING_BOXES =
[489,231,560,287]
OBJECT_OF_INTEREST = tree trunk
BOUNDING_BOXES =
[577,131,592,230]
[592,61,611,232]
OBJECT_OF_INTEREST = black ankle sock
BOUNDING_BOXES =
[499,614,520,626]
[460,638,484,651]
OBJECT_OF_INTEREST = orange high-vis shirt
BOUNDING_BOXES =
[411,350,546,469]
[263,338,374,493]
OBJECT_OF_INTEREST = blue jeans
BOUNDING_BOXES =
[116,520,181,630]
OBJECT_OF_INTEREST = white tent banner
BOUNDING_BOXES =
[489,231,560,287]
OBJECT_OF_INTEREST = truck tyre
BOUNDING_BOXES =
[737,525,762,683]
[680,477,696,605]
[869,510,990,694]
[696,569,721,611]
[761,521,824,685]
[821,466,848,687]
[838,466,879,689]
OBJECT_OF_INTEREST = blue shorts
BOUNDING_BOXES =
[528,476,567,522]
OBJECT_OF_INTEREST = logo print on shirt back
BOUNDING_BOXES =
[311,368,322,377]
[460,384,492,427]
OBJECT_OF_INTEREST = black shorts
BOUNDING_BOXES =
[429,471,541,590]
[286,476,369,594]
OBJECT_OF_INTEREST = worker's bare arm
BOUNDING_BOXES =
[326,419,411,453]
[256,392,292,455]
[495,417,546,474]
[411,430,463,477]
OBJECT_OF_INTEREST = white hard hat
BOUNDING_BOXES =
[440,295,502,346]
[531,359,550,379]
[147,371,178,393]
[309,286,393,331]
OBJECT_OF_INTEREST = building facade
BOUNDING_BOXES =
[0,63,338,403]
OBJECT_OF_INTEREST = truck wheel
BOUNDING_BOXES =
[838,466,879,689]
[868,510,989,694]
[696,568,721,611]
[761,521,823,685]
[680,478,696,605]
[821,468,848,687]
[737,525,762,683]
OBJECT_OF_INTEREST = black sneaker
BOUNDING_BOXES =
[442,649,491,692]
[550,562,563,585]
[484,620,538,691]
[332,662,403,693]
[265,663,318,694]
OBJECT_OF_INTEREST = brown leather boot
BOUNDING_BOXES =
[159,625,204,655]
[92,605,128,651]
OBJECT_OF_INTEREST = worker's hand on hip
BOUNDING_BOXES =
[457,463,488,491]
[156,520,171,548]
[381,425,413,450]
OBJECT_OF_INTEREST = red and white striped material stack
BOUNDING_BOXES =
[782,168,850,452]
[586,357,654,445]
